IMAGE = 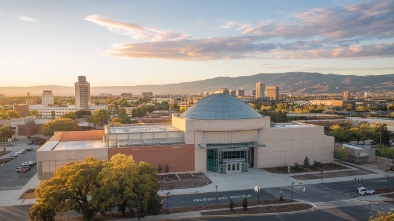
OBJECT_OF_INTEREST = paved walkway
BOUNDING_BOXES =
[160,162,390,196]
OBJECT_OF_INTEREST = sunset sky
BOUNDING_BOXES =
[1,0,393,87]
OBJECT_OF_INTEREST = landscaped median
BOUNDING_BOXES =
[166,199,314,216]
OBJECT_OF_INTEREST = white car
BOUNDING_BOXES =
[357,187,375,195]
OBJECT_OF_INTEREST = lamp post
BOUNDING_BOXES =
[254,186,260,204]
[385,173,389,193]
[292,182,294,200]
[216,185,218,205]
[166,192,170,214]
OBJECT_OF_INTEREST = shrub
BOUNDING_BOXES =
[292,162,304,172]
[303,156,310,167]
[229,200,235,211]
[277,165,287,171]
[313,160,323,168]
[279,191,284,201]
[242,198,248,211]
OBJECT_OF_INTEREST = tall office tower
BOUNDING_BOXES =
[251,90,256,96]
[229,90,236,97]
[343,91,351,100]
[256,82,265,98]
[236,89,245,97]
[42,90,54,107]
[75,76,90,110]
[364,92,368,99]
[266,86,280,101]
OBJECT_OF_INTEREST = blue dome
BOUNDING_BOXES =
[180,94,262,120]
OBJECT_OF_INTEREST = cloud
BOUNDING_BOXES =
[17,16,39,22]
[84,15,188,41]
[88,0,394,60]
[238,0,394,39]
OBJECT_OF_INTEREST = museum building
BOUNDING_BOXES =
[37,94,334,180]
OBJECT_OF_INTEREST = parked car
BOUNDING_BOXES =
[16,167,26,173]
[357,187,375,195]
[25,147,33,151]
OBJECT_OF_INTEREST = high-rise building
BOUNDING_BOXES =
[256,82,265,98]
[75,76,90,110]
[236,89,245,97]
[343,91,351,100]
[42,90,54,107]
[266,86,280,101]
[229,90,236,97]
[364,92,368,99]
[251,90,256,96]
[219,88,229,95]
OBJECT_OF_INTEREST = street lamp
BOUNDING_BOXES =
[292,182,294,200]
[166,192,170,214]
[385,173,389,193]
[254,186,260,204]
[215,185,218,205]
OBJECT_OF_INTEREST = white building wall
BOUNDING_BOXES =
[256,126,333,168]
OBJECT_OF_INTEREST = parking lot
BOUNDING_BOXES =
[0,141,40,191]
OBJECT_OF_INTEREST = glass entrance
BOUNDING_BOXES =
[226,162,242,173]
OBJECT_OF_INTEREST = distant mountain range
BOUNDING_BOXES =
[1,72,393,96]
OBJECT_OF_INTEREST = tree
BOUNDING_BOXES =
[370,212,394,221]
[134,162,162,218]
[5,110,21,119]
[373,123,392,146]
[31,157,105,221]
[157,164,163,173]
[334,147,348,165]
[60,112,76,120]
[110,117,122,124]
[242,198,248,211]
[29,203,57,221]
[380,146,394,169]
[0,124,15,142]
[303,156,310,167]
[95,154,138,217]
[50,111,56,119]
[75,110,91,119]
[29,110,39,118]
[117,108,130,124]
[90,109,110,126]
[42,118,79,136]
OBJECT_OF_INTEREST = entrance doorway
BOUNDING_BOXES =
[226,161,242,173]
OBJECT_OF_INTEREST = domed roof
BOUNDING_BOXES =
[180,93,262,120]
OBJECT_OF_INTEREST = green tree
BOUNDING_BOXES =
[134,161,161,218]
[110,117,122,124]
[29,110,40,118]
[5,110,21,119]
[334,147,348,165]
[132,108,146,117]
[90,109,110,126]
[380,146,394,169]
[60,112,76,120]
[75,110,91,119]
[242,198,248,211]
[42,118,79,136]
[0,124,15,142]
[32,157,105,221]
[374,123,392,146]
[95,154,138,217]
[50,111,56,119]
[117,108,130,124]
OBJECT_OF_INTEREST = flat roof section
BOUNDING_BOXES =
[342,143,366,150]
[38,141,60,151]
[273,124,314,128]
[108,125,181,134]
[53,140,105,151]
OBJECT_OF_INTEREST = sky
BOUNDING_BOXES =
[0,0,393,87]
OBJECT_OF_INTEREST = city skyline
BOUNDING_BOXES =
[1,0,393,87]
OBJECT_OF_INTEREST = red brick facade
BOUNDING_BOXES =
[108,144,195,173]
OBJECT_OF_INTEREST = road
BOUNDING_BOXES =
[165,177,394,208]
[0,142,39,191]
